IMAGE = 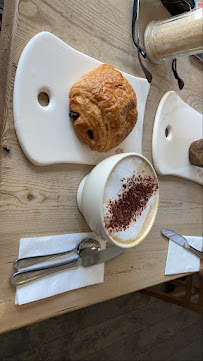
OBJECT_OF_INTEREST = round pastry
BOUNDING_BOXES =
[69,64,138,152]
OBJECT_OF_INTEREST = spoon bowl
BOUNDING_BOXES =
[78,238,101,258]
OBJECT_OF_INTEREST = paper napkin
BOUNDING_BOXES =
[165,236,203,275]
[15,233,106,305]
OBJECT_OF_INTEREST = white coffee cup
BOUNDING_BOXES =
[77,153,159,248]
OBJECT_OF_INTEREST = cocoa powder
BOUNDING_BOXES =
[105,173,158,233]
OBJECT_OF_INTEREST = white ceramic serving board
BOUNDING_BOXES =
[13,32,150,166]
[152,91,203,185]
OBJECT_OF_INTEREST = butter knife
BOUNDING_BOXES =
[162,229,203,260]
[11,246,125,286]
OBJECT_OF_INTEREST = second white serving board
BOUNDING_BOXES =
[152,91,203,185]
[13,32,150,166]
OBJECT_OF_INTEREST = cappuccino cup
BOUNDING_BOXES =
[77,153,159,248]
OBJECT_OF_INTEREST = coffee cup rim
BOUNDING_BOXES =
[100,152,159,248]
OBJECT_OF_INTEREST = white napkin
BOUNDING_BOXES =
[165,236,203,275]
[15,233,106,305]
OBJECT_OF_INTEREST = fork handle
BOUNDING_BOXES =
[189,246,203,260]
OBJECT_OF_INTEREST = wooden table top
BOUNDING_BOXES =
[0,0,202,334]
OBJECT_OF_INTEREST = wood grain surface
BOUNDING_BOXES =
[0,0,202,333]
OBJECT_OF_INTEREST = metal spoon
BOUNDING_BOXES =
[11,246,124,287]
[14,238,101,270]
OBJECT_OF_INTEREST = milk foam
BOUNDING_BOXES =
[103,156,158,243]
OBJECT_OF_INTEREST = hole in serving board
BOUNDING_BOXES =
[38,92,49,107]
[165,126,171,138]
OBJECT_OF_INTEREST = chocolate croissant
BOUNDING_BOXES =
[69,64,138,152]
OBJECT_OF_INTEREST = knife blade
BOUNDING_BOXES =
[11,246,125,286]
[162,228,203,260]
[162,229,190,249]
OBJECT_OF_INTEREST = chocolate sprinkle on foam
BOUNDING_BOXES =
[105,173,158,233]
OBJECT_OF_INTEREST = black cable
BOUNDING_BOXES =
[172,58,184,90]
[132,0,152,83]
[132,0,146,58]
